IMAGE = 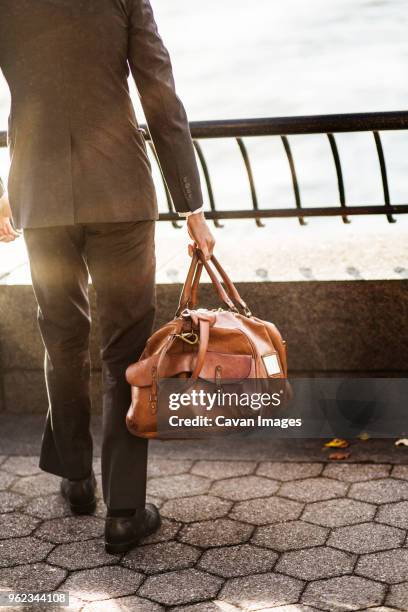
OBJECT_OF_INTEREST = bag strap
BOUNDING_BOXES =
[210,254,252,316]
[190,260,203,309]
[176,250,200,316]
[175,250,238,316]
[190,316,211,379]
[155,312,212,381]
[176,248,252,317]
[197,253,238,312]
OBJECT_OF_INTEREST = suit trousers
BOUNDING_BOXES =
[23,221,156,510]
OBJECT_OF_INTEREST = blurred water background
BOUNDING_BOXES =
[1,0,407,283]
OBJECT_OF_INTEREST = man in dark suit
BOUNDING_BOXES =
[0,0,214,553]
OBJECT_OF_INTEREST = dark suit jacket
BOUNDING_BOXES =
[0,0,203,228]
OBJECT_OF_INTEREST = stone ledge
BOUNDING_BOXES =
[0,280,408,413]
[2,370,102,414]
[1,280,407,372]
[1,280,407,413]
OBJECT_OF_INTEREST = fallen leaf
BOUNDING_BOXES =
[358,432,370,441]
[395,438,408,447]
[329,451,351,460]
[324,438,349,449]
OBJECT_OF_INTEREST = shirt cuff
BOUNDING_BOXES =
[178,206,203,218]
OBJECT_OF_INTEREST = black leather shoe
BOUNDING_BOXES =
[105,503,161,554]
[60,472,97,515]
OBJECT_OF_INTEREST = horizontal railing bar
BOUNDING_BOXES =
[2,111,408,223]
[186,111,408,138]
[159,204,408,221]
[1,111,408,146]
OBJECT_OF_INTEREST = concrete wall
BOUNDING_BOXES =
[1,280,407,413]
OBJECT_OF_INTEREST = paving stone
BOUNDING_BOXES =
[24,493,71,519]
[256,462,323,481]
[147,458,193,478]
[0,536,53,567]
[0,491,26,512]
[362,608,398,612]
[0,471,15,490]
[391,465,408,480]
[230,496,304,525]
[35,516,104,543]
[161,495,232,522]
[301,498,376,527]
[83,597,164,611]
[94,498,108,518]
[210,476,279,501]
[257,607,316,612]
[376,500,408,530]
[302,575,386,611]
[219,573,304,610]
[179,518,253,548]
[276,546,355,580]
[279,477,348,503]
[138,568,223,606]
[192,460,256,480]
[145,494,164,510]
[348,478,408,504]
[356,549,408,583]
[48,538,117,570]
[92,457,102,476]
[0,456,6,466]
[50,596,85,612]
[11,472,60,497]
[123,541,200,574]
[328,521,405,553]
[198,543,277,577]
[171,603,240,612]
[1,456,41,476]
[147,474,210,499]
[323,463,390,482]
[252,520,328,551]
[0,512,40,539]
[139,518,181,544]
[386,582,408,610]
[363,608,399,612]
[63,566,144,601]
[0,562,66,591]
[95,473,102,496]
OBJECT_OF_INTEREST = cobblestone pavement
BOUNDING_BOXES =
[1,453,408,611]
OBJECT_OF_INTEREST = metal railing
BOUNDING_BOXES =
[2,110,408,226]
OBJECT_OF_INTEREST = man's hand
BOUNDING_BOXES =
[187,212,215,260]
[0,192,19,243]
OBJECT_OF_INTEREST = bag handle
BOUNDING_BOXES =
[175,250,238,316]
[176,250,200,316]
[176,248,252,317]
[206,253,252,316]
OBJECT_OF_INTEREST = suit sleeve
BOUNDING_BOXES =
[0,59,5,200]
[127,0,203,214]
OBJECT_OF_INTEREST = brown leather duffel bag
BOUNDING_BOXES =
[125,249,288,438]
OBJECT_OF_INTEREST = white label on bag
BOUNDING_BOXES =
[262,353,281,376]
